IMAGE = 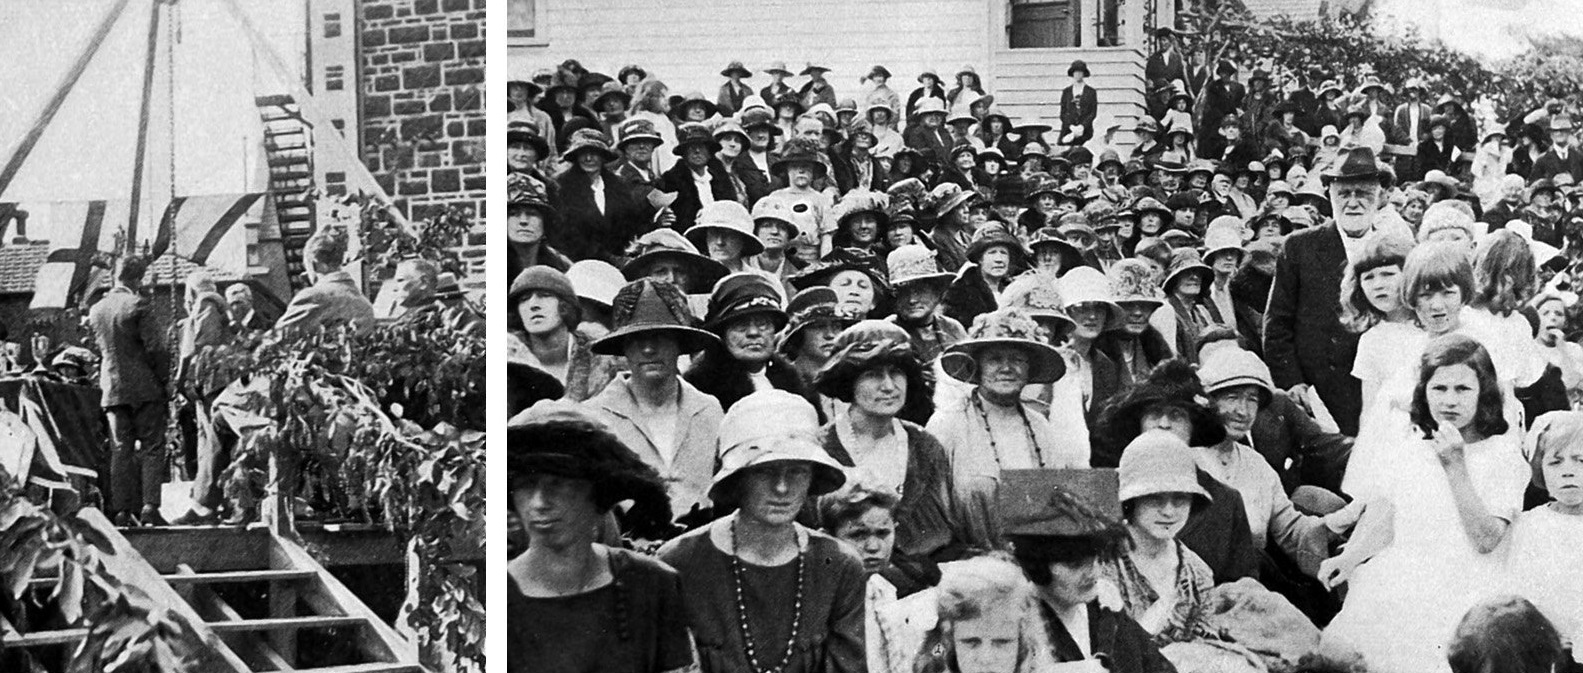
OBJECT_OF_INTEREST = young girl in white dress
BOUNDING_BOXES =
[1320,334,1532,673]
[1342,232,1421,427]
[1506,410,1583,666]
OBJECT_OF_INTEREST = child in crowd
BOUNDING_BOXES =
[1506,410,1583,667]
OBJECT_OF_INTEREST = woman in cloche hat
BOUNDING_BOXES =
[926,308,1088,549]
[507,266,617,403]
[780,287,863,419]
[657,390,865,673]
[508,400,693,673]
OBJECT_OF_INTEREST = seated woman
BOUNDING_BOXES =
[508,401,693,673]
[941,224,1026,329]
[1320,335,1531,673]
[1096,260,1173,386]
[829,190,892,259]
[507,266,616,402]
[909,554,1059,673]
[1105,431,1216,645]
[1002,473,1176,672]
[782,287,863,419]
[815,321,965,589]
[791,247,892,319]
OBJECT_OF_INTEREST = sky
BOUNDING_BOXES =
[0,0,304,208]
[1372,0,1583,60]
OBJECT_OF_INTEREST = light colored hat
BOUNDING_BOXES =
[887,245,954,290]
[566,260,626,310]
[942,308,1067,384]
[914,97,948,117]
[1265,180,1295,198]
[1203,216,1246,261]
[1001,271,1075,339]
[686,201,765,257]
[1417,200,1477,243]
[1281,206,1316,229]
[1107,258,1165,308]
[1198,347,1276,406]
[1058,267,1124,331]
[1118,430,1212,507]
[709,390,847,503]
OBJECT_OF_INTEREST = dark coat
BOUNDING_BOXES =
[716,81,753,116]
[1481,200,1522,229]
[683,349,817,418]
[1201,136,1261,170]
[1200,80,1246,149]
[904,125,954,168]
[1417,138,1457,176]
[1391,102,1435,145]
[659,160,740,233]
[836,151,889,194]
[1252,391,1353,495]
[274,270,377,338]
[759,82,794,106]
[1182,469,1261,585]
[825,148,857,197]
[1262,223,1362,435]
[1094,328,1174,388]
[1084,349,1126,462]
[1532,147,1583,184]
[1059,84,1099,146]
[89,286,168,408]
[611,157,661,196]
[730,155,773,206]
[555,168,653,263]
[905,85,947,120]
[1041,601,1176,673]
[799,80,837,110]
[940,267,999,329]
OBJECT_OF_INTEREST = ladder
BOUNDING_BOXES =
[1,509,425,673]
[256,94,319,290]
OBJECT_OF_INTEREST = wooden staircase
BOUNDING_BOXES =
[2,509,424,673]
[256,94,319,290]
[988,46,1148,154]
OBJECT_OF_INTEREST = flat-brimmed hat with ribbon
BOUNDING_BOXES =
[1108,258,1165,310]
[965,223,1029,269]
[591,279,722,356]
[887,245,954,293]
[789,247,892,298]
[616,118,664,150]
[1028,226,1086,274]
[800,62,832,76]
[673,122,721,156]
[1202,216,1246,263]
[567,260,627,313]
[779,287,863,355]
[1118,430,1212,511]
[1321,146,1387,185]
[721,60,753,78]
[508,400,675,538]
[709,390,847,505]
[1198,346,1276,408]
[942,307,1066,384]
[1001,271,1075,341]
[1096,359,1227,452]
[1058,266,1124,331]
[815,320,930,404]
[1163,248,1214,294]
[686,201,765,257]
[703,272,788,333]
[621,228,729,294]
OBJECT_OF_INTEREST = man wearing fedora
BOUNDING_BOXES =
[716,60,754,116]
[1059,60,1099,147]
[660,122,742,233]
[585,279,726,529]
[556,128,653,264]
[1264,147,1406,437]
[1533,114,1583,184]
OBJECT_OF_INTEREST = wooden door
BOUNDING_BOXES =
[1009,0,1080,48]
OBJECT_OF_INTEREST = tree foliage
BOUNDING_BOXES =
[1492,34,1583,120]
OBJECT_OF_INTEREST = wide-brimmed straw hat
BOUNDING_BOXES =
[942,308,1066,384]
[708,390,847,504]
[1117,430,1212,510]
[590,279,721,356]
[686,201,765,257]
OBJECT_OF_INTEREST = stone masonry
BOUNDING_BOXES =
[357,0,487,279]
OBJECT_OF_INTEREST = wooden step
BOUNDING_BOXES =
[164,569,317,585]
[1,627,90,647]
[270,169,313,182]
[294,665,425,673]
[255,94,297,108]
[208,615,365,634]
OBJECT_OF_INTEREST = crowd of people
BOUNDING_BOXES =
[88,227,480,528]
[506,45,1583,673]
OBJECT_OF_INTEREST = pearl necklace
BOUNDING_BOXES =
[974,393,1042,468]
[729,517,806,673]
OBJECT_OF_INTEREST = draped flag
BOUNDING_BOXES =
[0,193,264,309]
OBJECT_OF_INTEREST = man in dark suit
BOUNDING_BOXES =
[1263,147,1397,436]
[224,283,271,332]
[274,227,376,337]
[1058,60,1099,147]
[88,256,169,526]
[1532,115,1583,184]
[659,122,739,233]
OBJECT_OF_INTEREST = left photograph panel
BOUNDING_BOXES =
[0,1,486,672]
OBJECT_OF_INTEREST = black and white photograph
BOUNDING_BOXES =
[506,0,1583,672]
[0,1,486,672]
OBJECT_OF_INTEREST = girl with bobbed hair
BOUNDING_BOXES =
[909,554,1057,673]
[1462,230,1548,392]
[1322,335,1531,673]
[1342,232,1421,419]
